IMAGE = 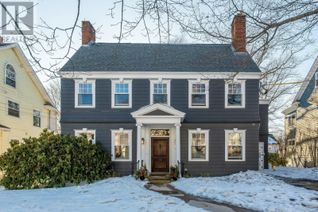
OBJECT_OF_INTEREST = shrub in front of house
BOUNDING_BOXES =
[0,129,112,189]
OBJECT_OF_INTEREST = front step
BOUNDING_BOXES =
[148,173,171,184]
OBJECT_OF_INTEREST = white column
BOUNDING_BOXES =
[175,123,181,177]
[136,123,142,168]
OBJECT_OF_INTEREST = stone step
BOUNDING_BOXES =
[149,179,171,185]
[148,175,170,180]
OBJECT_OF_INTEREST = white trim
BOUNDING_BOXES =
[188,80,209,108]
[60,71,261,80]
[188,129,209,162]
[111,79,132,108]
[150,79,171,105]
[74,79,96,108]
[131,103,185,119]
[259,99,270,105]
[74,129,96,144]
[225,80,246,109]
[111,129,132,162]
[224,129,246,162]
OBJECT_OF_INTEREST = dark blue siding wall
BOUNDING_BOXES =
[61,78,259,123]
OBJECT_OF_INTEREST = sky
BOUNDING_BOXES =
[2,0,318,134]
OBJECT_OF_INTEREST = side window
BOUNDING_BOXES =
[5,64,16,88]
[225,80,246,108]
[8,100,19,117]
[75,80,95,108]
[33,110,41,127]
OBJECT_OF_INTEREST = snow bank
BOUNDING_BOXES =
[172,171,318,212]
[263,167,318,181]
[0,176,203,212]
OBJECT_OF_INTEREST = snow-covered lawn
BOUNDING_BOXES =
[263,167,318,181]
[172,171,318,212]
[0,176,203,212]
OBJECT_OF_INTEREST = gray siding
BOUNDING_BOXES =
[259,104,269,169]
[61,79,260,123]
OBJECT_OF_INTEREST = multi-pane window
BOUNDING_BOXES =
[189,81,209,108]
[225,81,245,108]
[33,110,41,127]
[188,130,209,161]
[8,100,19,117]
[225,130,246,161]
[112,80,132,108]
[75,129,96,144]
[151,80,170,105]
[75,80,95,108]
[5,64,16,88]
[111,129,132,161]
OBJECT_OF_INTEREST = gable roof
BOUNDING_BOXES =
[131,103,185,120]
[0,43,56,110]
[60,43,260,73]
[293,56,318,107]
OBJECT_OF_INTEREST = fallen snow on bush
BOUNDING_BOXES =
[0,176,203,212]
[172,171,318,212]
[263,167,318,181]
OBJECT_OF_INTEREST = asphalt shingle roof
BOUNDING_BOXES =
[60,43,260,72]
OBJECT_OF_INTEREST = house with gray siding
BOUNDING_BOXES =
[60,13,269,176]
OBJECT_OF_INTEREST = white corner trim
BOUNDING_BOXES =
[188,129,209,162]
[224,129,246,162]
[188,80,209,108]
[111,129,133,162]
[111,79,132,108]
[74,79,96,108]
[150,79,171,105]
[74,129,96,144]
[224,80,246,109]
[259,99,270,105]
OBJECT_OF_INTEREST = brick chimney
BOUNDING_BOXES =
[231,12,246,52]
[82,21,96,45]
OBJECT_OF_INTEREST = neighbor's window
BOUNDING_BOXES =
[75,129,96,144]
[111,129,132,161]
[33,110,41,127]
[225,130,246,161]
[8,100,19,117]
[225,80,245,108]
[188,130,209,161]
[189,80,209,108]
[287,113,296,127]
[112,80,132,108]
[5,64,16,88]
[75,80,95,108]
[151,80,170,105]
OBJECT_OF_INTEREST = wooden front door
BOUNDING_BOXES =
[151,138,169,172]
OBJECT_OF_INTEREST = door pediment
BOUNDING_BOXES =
[131,103,185,120]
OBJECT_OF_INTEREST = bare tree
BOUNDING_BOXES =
[46,79,61,111]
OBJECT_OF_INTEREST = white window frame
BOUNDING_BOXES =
[5,63,16,88]
[111,129,132,162]
[188,129,209,162]
[74,79,96,108]
[74,129,96,144]
[111,80,132,108]
[225,80,246,108]
[150,79,171,105]
[188,80,209,108]
[225,129,246,162]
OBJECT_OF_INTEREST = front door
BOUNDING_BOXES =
[151,138,169,172]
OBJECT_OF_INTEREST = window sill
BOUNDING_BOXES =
[112,106,132,109]
[225,105,245,109]
[75,105,95,108]
[189,105,209,109]
[225,159,245,162]
[112,159,132,162]
[188,159,209,162]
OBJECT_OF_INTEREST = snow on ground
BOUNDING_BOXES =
[263,167,318,181]
[172,171,318,212]
[0,176,204,212]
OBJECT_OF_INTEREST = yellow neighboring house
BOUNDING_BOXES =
[282,56,318,167]
[0,43,58,155]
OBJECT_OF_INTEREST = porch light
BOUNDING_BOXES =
[141,138,145,144]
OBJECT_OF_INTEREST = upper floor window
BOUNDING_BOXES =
[287,113,296,128]
[150,80,170,105]
[188,129,209,161]
[111,129,132,161]
[75,80,95,108]
[225,129,246,161]
[111,80,132,108]
[5,64,16,88]
[33,110,41,127]
[75,129,96,144]
[188,80,209,108]
[8,100,19,117]
[225,80,246,108]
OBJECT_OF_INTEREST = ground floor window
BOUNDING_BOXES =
[188,129,209,161]
[33,110,41,127]
[111,129,132,161]
[74,129,96,144]
[225,129,246,161]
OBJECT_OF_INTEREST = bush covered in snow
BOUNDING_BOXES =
[0,130,112,189]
